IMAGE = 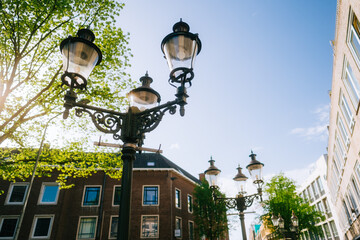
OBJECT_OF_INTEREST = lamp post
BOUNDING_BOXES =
[204,151,265,240]
[271,211,299,240]
[60,20,201,240]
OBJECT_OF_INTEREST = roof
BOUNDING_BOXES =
[134,153,201,184]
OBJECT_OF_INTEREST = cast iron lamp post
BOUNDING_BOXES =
[60,20,201,240]
[271,211,299,240]
[204,151,265,240]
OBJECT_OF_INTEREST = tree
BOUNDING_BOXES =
[193,180,228,240]
[261,174,324,239]
[0,0,134,187]
[0,0,133,147]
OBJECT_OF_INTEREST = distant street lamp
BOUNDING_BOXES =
[271,211,299,240]
[60,20,201,240]
[204,151,265,240]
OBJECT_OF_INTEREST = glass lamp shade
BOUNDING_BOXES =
[204,157,221,187]
[233,166,248,194]
[291,211,299,227]
[161,20,201,78]
[246,151,264,182]
[128,73,161,111]
[271,214,279,227]
[278,215,285,229]
[60,29,102,89]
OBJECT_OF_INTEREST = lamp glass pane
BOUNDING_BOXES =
[129,91,159,111]
[248,164,263,181]
[61,41,100,85]
[234,180,246,194]
[205,173,218,187]
[163,35,198,72]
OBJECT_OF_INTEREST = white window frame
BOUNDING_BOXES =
[140,215,159,239]
[38,183,60,205]
[0,215,19,239]
[175,217,182,238]
[187,194,193,213]
[30,215,54,239]
[347,10,360,69]
[339,90,355,131]
[335,134,347,162]
[76,216,98,240]
[142,185,160,206]
[112,185,121,207]
[342,57,360,108]
[175,188,181,209]
[337,115,350,148]
[108,215,118,239]
[5,182,29,205]
[81,185,101,207]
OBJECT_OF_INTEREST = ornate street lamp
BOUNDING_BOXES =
[271,211,299,240]
[60,21,201,240]
[204,151,265,240]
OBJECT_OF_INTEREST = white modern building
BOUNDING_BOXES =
[298,155,343,240]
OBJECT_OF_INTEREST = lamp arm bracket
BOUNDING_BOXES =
[136,100,178,135]
[74,103,126,141]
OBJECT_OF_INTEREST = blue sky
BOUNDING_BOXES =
[115,0,337,238]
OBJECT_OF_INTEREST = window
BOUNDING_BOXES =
[335,134,346,164]
[143,186,159,206]
[39,183,59,204]
[323,223,332,240]
[0,216,18,239]
[339,91,355,131]
[189,221,194,240]
[175,217,182,238]
[109,216,118,239]
[343,59,360,107]
[337,115,350,148]
[307,186,314,202]
[323,198,332,217]
[311,181,319,199]
[77,217,97,239]
[5,183,28,205]
[113,186,121,206]
[141,215,158,238]
[31,215,54,238]
[82,186,101,206]
[348,12,360,66]
[329,221,339,239]
[175,189,181,208]
[188,195,193,213]
[316,177,325,196]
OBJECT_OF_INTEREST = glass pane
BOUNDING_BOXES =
[176,190,180,207]
[0,218,18,237]
[79,218,96,238]
[83,187,100,205]
[9,185,27,203]
[34,218,51,237]
[143,187,158,205]
[141,216,158,237]
[42,185,59,203]
[110,217,118,238]
[113,187,121,205]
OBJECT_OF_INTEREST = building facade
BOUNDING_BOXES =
[327,1,360,239]
[298,155,343,240]
[0,153,200,239]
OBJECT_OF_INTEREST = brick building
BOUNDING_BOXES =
[0,153,200,239]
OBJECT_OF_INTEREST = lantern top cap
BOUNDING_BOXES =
[77,28,95,42]
[140,71,153,86]
[246,150,264,169]
[233,165,248,181]
[204,156,221,175]
[173,19,190,32]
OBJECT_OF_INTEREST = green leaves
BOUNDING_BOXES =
[262,174,324,238]
[0,147,123,190]
[193,180,228,239]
